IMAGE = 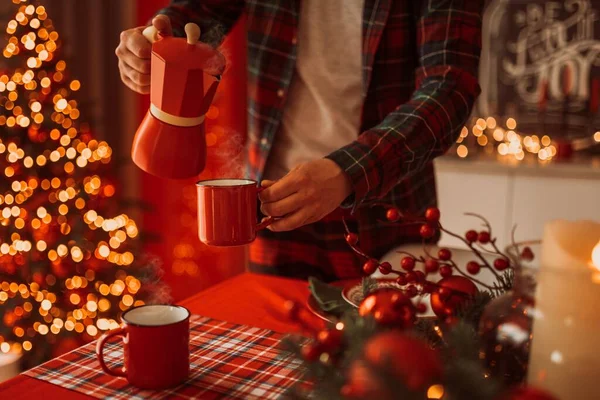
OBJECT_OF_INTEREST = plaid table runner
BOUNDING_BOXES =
[24,315,305,399]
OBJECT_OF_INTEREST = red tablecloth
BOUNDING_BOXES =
[0,273,315,399]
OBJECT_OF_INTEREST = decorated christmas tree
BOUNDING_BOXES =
[0,0,163,368]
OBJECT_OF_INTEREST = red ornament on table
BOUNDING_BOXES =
[358,289,417,328]
[316,328,343,352]
[301,343,321,362]
[363,331,442,391]
[430,276,478,318]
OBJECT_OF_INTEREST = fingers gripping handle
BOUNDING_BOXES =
[142,26,159,44]
[96,326,127,378]
[256,186,274,230]
[142,22,201,44]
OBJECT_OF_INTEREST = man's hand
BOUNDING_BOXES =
[116,15,172,94]
[259,159,353,232]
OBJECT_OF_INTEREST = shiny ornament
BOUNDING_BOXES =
[430,276,478,318]
[342,361,390,399]
[358,289,416,328]
[363,331,442,391]
[301,343,321,362]
[316,328,343,352]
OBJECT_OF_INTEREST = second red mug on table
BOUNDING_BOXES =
[196,178,274,246]
[95,305,190,390]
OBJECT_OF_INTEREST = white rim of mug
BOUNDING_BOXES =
[121,304,190,328]
[196,178,258,188]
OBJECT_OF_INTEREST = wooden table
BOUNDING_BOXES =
[0,273,315,399]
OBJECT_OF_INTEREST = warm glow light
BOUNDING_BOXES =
[506,118,517,130]
[457,144,468,158]
[592,241,600,271]
[427,384,444,399]
[594,131,600,142]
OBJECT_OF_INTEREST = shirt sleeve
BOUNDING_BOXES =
[155,0,245,46]
[326,0,483,212]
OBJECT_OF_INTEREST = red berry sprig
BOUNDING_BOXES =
[341,207,524,310]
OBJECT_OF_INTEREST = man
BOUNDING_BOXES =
[117,0,482,282]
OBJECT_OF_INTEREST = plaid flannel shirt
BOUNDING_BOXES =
[158,0,482,279]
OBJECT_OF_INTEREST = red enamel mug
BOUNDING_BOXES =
[196,178,274,246]
[95,305,190,390]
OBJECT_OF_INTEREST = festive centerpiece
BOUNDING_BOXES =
[280,206,557,400]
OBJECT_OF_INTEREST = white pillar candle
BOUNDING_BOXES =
[527,220,600,400]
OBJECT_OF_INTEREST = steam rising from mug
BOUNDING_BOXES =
[131,22,226,180]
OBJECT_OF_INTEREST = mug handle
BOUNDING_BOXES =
[256,186,275,230]
[95,326,128,378]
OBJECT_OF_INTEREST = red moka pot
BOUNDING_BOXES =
[131,23,225,179]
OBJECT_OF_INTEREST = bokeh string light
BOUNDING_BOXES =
[0,0,159,367]
[455,116,600,161]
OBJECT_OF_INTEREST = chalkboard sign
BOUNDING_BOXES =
[478,0,600,138]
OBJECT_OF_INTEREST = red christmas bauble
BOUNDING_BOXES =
[358,289,416,328]
[501,387,558,400]
[430,276,478,318]
[363,331,442,391]
[317,328,343,352]
[342,361,390,399]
